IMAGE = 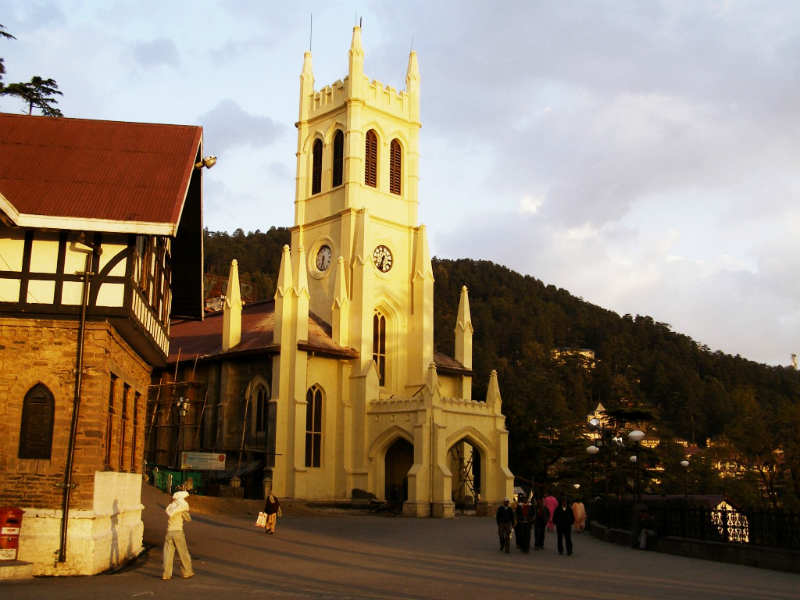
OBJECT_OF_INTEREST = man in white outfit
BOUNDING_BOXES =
[162,490,194,580]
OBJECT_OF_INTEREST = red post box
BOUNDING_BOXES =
[0,507,24,561]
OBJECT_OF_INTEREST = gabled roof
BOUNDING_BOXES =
[0,113,202,235]
[168,300,359,364]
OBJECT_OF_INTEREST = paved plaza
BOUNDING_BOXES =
[4,487,800,599]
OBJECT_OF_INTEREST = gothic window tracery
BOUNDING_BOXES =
[373,310,387,386]
[305,385,323,467]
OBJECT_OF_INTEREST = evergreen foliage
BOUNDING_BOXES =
[202,228,800,508]
[0,25,64,116]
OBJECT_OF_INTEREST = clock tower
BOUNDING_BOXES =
[291,25,431,394]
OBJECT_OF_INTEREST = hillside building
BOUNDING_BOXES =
[0,114,207,574]
[153,28,513,516]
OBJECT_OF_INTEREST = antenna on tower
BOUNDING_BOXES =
[410,36,414,53]
[309,13,313,52]
[360,16,363,28]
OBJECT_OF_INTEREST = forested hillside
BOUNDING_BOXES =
[204,228,800,508]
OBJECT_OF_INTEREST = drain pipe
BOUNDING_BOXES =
[59,240,97,563]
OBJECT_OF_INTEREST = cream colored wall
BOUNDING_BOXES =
[17,471,143,576]
[271,29,513,516]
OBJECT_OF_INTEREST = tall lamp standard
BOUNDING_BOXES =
[680,459,690,499]
[628,430,645,502]
[586,445,599,498]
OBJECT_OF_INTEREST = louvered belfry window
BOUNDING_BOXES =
[18,383,55,459]
[312,138,323,194]
[332,130,344,187]
[365,129,377,187]
[389,139,402,195]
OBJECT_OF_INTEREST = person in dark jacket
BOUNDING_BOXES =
[552,497,575,555]
[533,497,548,550]
[514,496,532,553]
[495,497,515,553]
[263,493,281,535]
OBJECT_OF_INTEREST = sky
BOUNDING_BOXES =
[2,1,800,367]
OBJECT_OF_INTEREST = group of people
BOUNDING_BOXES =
[161,489,282,580]
[495,493,586,555]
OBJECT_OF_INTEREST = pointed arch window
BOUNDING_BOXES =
[373,310,387,386]
[312,138,323,195]
[19,383,55,459]
[332,129,344,187]
[365,129,377,188]
[390,139,402,195]
[254,383,269,434]
[305,385,323,468]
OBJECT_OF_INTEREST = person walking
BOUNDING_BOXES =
[543,493,558,533]
[553,497,575,556]
[533,497,548,550]
[263,492,281,535]
[162,490,194,580]
[495,497,515,553]
[514,496,532,553]
[572,499,587,533]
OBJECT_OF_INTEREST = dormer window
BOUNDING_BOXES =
[312,138,323,195]
[390,139,402,195]
[365,129,377,188]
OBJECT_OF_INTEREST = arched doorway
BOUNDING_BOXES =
[384,438,413,506]
[448,439,482,510]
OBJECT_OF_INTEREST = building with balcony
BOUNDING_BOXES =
[0,113,206,574]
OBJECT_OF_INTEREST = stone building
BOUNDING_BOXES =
[0,114,206,574]
[154,28,513,516]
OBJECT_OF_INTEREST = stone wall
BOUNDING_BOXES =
[0,317,151,574]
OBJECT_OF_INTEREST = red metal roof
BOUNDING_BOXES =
[0,113,202,232]
[168,300,359,363]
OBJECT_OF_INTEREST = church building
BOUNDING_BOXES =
[156,27,513,516]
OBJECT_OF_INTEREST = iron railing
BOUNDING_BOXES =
[591,500,800,550]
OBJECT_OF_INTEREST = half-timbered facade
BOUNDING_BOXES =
[0,113,206,575]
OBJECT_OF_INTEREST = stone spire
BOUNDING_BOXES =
[406,50,420,122]
[222,259,242,352]
[348,25,365,98]
[454,285,473,369]
[299,51,314,121]
[331,256,350,346]
[486,369,502,413]
[273,245,294,343]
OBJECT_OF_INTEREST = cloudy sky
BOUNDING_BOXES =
[2,1,799,367]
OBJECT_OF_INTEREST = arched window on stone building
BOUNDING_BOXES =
[373,310,387,386]
[305,385,323,468]
[19,383,55,459]
[389,139,402,195]
[254,382,269,434]
[312,138,323,195]
[332,129,344,187]
[365,129,378,188]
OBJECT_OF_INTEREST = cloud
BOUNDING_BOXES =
[197,99,284,154]
[132,38,179,68]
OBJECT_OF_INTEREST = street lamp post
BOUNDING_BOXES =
[680,459,690,499]
[628,430,645,503]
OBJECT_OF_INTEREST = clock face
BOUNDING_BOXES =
[372,245,393,273]
[315,245,332,272]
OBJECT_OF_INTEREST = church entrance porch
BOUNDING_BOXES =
[448,439,482,512]
[384,438,413,510]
